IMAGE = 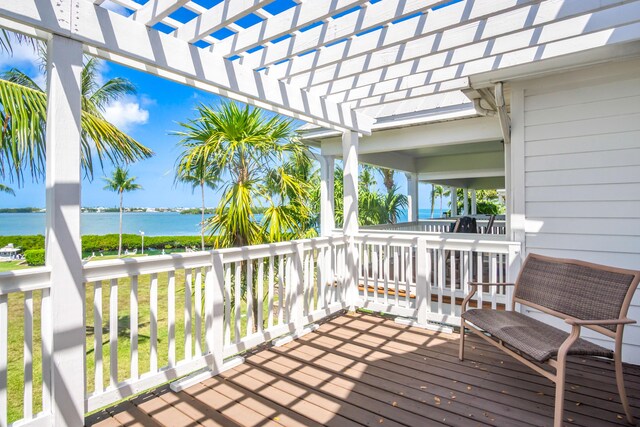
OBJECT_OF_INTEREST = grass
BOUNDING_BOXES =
[0,260,30,272]
[4,262,293,423]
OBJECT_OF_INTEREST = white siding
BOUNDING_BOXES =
[516,59,640,364]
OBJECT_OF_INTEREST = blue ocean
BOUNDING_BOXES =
[0,209,446,236]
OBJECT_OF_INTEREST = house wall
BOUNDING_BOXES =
[510,58,640,364]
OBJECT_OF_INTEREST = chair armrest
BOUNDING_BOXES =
[564,317,636,326]
[468,282,515,287]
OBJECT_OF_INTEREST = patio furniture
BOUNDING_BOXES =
[459,253,640,426]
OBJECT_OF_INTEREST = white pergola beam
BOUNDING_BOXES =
[268,0,541,82]
[173,0,272,44]
[323,0,640,104]
[240,0,450,70]
[345,15,640,109]
[211,0,370,58]
[133,0,191,26]
[0,0,374,134]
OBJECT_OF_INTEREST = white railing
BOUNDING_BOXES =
[0,232,520,425]
[362,219,507,235]
[354,232,521,326]
[0,267,53,427]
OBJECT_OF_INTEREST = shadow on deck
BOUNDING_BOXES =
[86,312,640,427]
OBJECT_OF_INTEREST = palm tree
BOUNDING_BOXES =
[0,54,153,185]
[175,141,219,250]
[174,101,309,248]
[383,186,407,224]
[0,183,14,196]
[103,167,142,256]
[379,168,395,193]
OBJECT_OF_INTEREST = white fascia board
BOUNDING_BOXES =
[211,0,369,58]
[320,116,502,156]
[239,0,449,70]
[132,0,191,26]
[0,0,374,134]
[173,0,272,44]
[323,1,640,103]
[267,0,541,82]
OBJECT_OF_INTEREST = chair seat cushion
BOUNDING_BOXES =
[462,309,613,362]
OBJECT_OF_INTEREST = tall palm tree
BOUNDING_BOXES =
[383,186,407,224]
[103,167,142,256]
[174,101,309,248]
[0,55,153,185]
[175,141,219,250]
[0,183,14,195]
[379,168,395,193]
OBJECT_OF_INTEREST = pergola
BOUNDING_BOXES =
[1,1,640,426]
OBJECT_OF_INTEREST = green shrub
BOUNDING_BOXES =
[0,235,45,252]
[24,249,45,266]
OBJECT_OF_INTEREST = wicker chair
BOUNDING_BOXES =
[459,253,640,427]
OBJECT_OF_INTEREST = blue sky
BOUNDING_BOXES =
[0,0,444,210]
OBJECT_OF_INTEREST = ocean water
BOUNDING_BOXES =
[0,209,447,236]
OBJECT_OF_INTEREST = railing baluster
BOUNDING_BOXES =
[41,288,51,413]
[184,269,192,361]
[130,276,139,381]
[150,273,158,373]
[407,246,413,306]
[257,259,264,334]
[438,249,445,315]
[195,268,203,356]
[246,259,254,335]
[318,248,325,310]
[23,290,33,419]
[224,264,231,346]
[278,255,284,325]
[476,252,483,309]
[449,250,456,316]
[168,271,176,367]
[94,281,103,393]
[234,262,242,342]
[393,247,399,306]
[0,294,7,427]
[109,278,118,387]
[384,244,390,304]
[490,254,498,310]
[372,245,379,303]
[268,256,274,329]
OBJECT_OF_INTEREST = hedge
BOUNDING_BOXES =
[0,234,213,253]
[24,249,45,266]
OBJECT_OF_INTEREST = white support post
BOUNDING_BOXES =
[319,154,335,236]
[342,131,359,311]
[470,190,477,215]
[45,35,85,427]
[463,188,469,216]
[406,173,419,223]
[450,187,458,217]
[207,253,224,373]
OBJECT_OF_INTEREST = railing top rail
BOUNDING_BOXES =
[0,266,51,295]
[218,235,348,263]
[83,251,212,282]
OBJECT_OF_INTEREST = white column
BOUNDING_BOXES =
[463,188,469,215]
[45,35,85,427]
[450,187,458,217]
[406,173,419,223]
[471,189,477,215]
[342,131,359,311]
[319,154,335,236]
[342,131,359,235]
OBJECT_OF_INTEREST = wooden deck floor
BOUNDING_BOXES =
[86,312,640,427]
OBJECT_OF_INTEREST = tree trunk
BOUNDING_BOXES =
[118,191,123,256]
[200,181,205,251]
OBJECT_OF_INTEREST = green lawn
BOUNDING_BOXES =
[0,260,30,272]
[5,263,289,423]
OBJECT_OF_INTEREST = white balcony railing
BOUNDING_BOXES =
[0,232,519,426]
[362,219,507,235]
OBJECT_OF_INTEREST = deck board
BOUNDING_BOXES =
[87,312,640,427]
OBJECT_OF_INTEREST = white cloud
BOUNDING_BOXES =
[0,32,46,88]
[103,96,149,131]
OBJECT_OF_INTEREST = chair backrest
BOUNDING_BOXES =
[485,215,496,234]
[457,216,478,233]
[514,254,640,332]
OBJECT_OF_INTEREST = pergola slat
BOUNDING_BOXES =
[239,0,450,70]
[133,0,191,26]
[0,0,374,133]
[314,0,638,103]
[210,0,370,58]
[173,0,273,44]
